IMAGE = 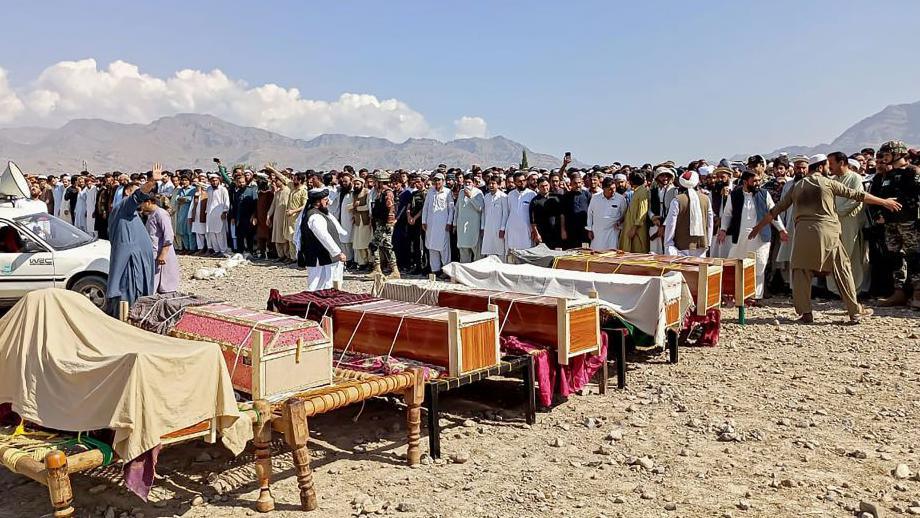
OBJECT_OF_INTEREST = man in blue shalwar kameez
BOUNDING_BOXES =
[105,163,163,316]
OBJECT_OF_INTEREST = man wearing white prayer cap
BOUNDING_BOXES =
[663,170,714,257]
[648,166,677,254]
[421,172,455,278]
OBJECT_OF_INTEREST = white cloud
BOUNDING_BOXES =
[453,116,488,139]
[0,58,483,142]
[0,70,25,123]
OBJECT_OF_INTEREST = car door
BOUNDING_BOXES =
[0,219,55,303]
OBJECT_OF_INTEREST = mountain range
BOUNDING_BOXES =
[0,114,566,173]
[2,100,919,172]
[733,100,920,160]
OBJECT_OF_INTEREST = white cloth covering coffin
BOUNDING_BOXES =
[443,256,690,346]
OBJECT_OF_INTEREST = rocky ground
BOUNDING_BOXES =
[2,255,919,518]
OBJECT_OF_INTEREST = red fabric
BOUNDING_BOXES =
[267,288,379,322]
[680,307,720,347]
[501,332,608,407]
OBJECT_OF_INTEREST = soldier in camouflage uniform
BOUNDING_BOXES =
[370,170,400,278]
[875,140,920,308]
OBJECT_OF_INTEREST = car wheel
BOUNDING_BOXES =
[71,275,107,309]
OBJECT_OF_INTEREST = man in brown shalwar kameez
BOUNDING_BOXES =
[749,154,902,324]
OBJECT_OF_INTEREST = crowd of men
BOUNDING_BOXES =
[19,140,920,319]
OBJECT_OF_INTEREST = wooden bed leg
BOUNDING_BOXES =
[667,329,679,364]
[283,398,317,511]
[118,300,129,322]
[738,305,747,325]
[522,356,536,425]
[404,368,424,466]
[598,356,608,395]
[424,382,441,459]
[616,331,627,389]
[252,399,275,513]
[45,450,74,518]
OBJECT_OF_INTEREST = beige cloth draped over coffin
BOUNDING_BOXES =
[0,289,251,462]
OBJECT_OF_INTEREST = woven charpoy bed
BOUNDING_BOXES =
[0,367,424,516]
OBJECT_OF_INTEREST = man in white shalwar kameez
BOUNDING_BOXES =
[481,176,508,259]
[717,171,787,299]
[503,172,536,262]
[205,174,231,255]
[586,177,627,251]
[189,178,209,252]
[335,173,356,266]
[664,170,714,258]
[83,177,98,237]
[73,177,88,232]
[421,173,455,276]
[294,188,346,291]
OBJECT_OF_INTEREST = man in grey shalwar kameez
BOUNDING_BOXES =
[105,164,164,316]
[141,196,180,294]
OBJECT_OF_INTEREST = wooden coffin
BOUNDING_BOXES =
[658,253,756,304]
[386,285,602,365]
[332,300,500,378]
[553,251,722,316]
[173,303,333,399]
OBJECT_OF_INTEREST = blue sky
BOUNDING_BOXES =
[2,1,919,164]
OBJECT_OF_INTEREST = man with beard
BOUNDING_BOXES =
[172,174,196,253]
[422,172,454,278]
[205,173,231,256]
[748,154,901,324]
[41,175,57,215]
[586,177,627,251]
[370,171,400,278]
[93,174,114,239]
[664,170,713,257]
[267,170,292,262]
[406,174,428,273]
[285,172,308,262]
[81,175,98,237]
[530,177,563,250]
[334,170,356,268]
[874,140,920,308]
[252,172,274,259]
[350,176,372,271]
[649,167,677,253]
[481,175,508,259]
[454,174,484,262]
[613,173,631,204]
[231,171,259,255]
[775,155,810,283]
[394,171,415,271]
[620,172,650,252]
[503,171,536,260]
[295,188,347,291]
[826,152,868,296]
[561,170,592,249]
[718,170,788,300]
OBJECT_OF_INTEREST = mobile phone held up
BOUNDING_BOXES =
[564,152,572,161]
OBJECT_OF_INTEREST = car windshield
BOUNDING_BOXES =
[14,212,95,250]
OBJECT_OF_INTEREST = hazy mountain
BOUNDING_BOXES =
[733,100,920,160]
[0,113,567,173]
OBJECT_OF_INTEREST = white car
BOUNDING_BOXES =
[0,205,110,308]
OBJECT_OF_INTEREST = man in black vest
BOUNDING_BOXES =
[296,188,347,291]
[717,170,787,301]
